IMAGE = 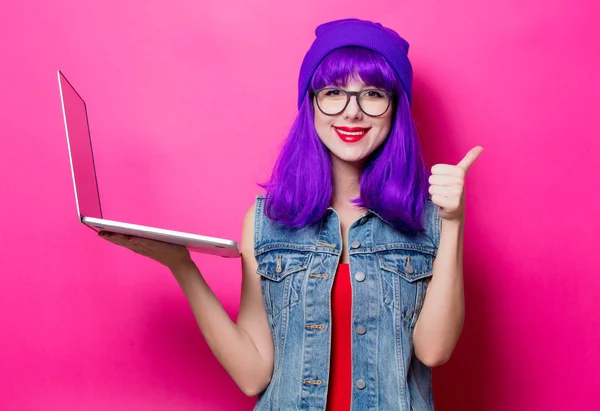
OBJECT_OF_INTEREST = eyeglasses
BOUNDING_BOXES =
[312,87,394,117]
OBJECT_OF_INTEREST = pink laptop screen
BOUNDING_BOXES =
[58,71,103,220]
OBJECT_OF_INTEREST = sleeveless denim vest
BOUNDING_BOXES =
[253,195,441,411]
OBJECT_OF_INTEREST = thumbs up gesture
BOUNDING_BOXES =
[429,146,483,221]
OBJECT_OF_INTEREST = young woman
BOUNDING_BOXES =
[100,18,482,411]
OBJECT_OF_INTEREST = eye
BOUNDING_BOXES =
[363,90,386,98]
[324,88,343,96]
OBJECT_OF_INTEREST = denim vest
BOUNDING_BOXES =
[253,195,441,411]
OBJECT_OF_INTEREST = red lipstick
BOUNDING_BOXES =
[334,126,371,143]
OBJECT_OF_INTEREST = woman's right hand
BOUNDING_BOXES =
[98,231,193,271]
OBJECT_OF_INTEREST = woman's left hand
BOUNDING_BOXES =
[428,146,484,221]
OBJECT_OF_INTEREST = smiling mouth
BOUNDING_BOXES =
[333,126,370,143]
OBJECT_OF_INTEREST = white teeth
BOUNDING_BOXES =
[336,129,367,136]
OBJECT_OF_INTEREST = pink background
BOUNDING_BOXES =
[1,0,598,410]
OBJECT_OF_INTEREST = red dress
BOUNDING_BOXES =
[326,263,352,410]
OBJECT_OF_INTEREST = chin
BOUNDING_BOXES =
[328,146,370,164]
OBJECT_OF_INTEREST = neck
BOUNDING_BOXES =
[330,155,363,210]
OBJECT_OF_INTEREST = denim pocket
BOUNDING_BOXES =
[256,250,312,320]
[377,250,434,328]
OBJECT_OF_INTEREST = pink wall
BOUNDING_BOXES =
[1,1,598,410]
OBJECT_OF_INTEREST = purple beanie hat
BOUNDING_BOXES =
[297,18,413,109]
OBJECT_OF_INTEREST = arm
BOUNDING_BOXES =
[413,145,483,367]
[413,218,464,367]
[99,204,274,395]
[171,205,274,395]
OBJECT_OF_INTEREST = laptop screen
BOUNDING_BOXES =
[58,71,103,220]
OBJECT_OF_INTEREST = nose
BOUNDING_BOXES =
[343,94,363,120]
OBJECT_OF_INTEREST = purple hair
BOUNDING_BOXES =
[261,47,429,231]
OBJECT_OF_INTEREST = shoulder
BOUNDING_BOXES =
[241,195,267,257]
[241,198,258,257]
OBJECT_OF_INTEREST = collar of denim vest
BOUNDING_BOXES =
[325,206,390,226]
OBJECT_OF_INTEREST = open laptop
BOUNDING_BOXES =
[57,70,240,258]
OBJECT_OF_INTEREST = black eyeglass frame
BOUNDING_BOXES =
[311,87,395,117]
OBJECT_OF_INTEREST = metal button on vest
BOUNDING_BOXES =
[354,271,366,282]
[356,379,366,390]
[356,325,366,335]
[351,240,361,249]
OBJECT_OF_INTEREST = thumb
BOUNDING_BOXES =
[456,146,484,172]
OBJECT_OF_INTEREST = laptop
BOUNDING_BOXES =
[57,70,240,258]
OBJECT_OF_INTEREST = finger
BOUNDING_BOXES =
[431,164,464,177]
[128,237,163,253]
[99,232,129,241]
[116,238,148,256]
[125,236,168,256]
[456,146,484,172]
[99,232,136,249]
[98,233,124,245]
[431,194,459,210]
[431,194,451,208]
[429,185,462,198]
[429,185,449,197]
[130,245,149,256]
[125,236,153,253]
[107,238,132,249]
[132,241,154,256]
[428,174,464,187]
